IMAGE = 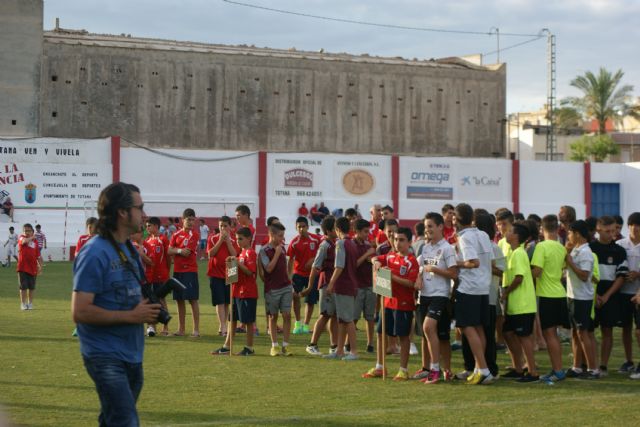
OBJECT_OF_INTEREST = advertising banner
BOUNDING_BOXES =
[0,138,112,208]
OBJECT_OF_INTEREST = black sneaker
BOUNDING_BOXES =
[502,369,524,379]
[210,347,230,355]
[599,365,608,377]
[237,347,255,356]
[565,368,582,378]
[618,361,635,373]
[516,373,540,383]
[345,344,351,353]
[578,370,600,380]
[366,345,374,353]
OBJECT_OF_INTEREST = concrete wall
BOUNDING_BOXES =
[38,34,506,157]
[0,0,42,136]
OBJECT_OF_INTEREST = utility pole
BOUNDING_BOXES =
[542,29,556,161]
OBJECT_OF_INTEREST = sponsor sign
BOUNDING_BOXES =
[405,162,453,200]
[342,169,375,195]
[272,157,324,198]
[456,161,509,202]
[0,138,112,208]
[284,168,313,188]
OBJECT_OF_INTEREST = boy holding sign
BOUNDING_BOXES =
[363,227,420,381]
[211,227,258,355]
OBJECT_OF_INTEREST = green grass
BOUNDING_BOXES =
[1,262,639,426]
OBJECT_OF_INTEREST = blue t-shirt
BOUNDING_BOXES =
[73,236,144,363]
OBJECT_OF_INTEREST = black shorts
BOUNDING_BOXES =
[454,291,489,328]
[233,298,257,324]
[377,307,413,337]
[568,298,594,331]
[210,277,230,306]
[594,292,621,328]
[619,294,635,327]
[18,272,36,290]
[172,272,199,301]
[417,296,451,341]
[503,313,535,337]
[538,296,570,330]
[292,274,319,305]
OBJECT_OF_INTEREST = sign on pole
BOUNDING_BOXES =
[225,258,239,355]
[226,258,239,285]
[373,267,393,380]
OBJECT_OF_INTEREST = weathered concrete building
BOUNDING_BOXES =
[1,0,506,157]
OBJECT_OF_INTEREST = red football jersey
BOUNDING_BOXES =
[235,223,256,249]
[377,229,389,245]
[207,233,239,278]
[144,234,170,283]
[443,225,457,245]
[75,234,93,255]
[376,252,419,311]
[286,233,320,277]
[17,235,40,276]
[368,220,379,243]
[170,229,199,273]
[233,248,258,299]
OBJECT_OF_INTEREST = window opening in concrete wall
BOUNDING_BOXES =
[65,80,71,84]
[11,120,17,125]
[51,75,57,82]
[52,112,57,117]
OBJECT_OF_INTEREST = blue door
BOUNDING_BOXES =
[591,183,620,217]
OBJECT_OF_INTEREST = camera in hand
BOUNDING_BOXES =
[141,278,187,325]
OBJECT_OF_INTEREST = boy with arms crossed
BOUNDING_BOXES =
[259,222,293,356]
[590,216,628,376]
[617,212,640,376]
[363,227,419,381]
[304,217,339,356]
[501,223,539,382]
[168,208,201,337]
[531,214,570,381]
[565,220,599,379]
[453,203,495,385]
[287,216,320,334]
[415,213,457,384]
[211,227,258,356]
[324,217,359,360]
[207,216,238,337]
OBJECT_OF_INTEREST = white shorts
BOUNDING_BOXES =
[6,246,16,257]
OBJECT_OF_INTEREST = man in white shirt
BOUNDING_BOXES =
[199,219,210,260]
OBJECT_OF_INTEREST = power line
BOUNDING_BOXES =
[482,36,544,57]
[222,0,540,37]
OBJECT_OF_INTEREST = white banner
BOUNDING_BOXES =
[0,138,112,208]
[333,158,389,200]
[270,156,325,199]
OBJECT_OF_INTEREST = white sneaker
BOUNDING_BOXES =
[329,347,337,355]
[630,371,640,380]
[20,303,27,311]
[409,342,419,355]
[306,345,322,356]
[26,303,33,310]
[147,326,156,337]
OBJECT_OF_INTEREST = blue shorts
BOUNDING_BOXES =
[377,307,414,337]
[210,277,230,306]
[292,274,319,305]
[233,298,257,324]
[199,239,207,250]
[172,272,199,301]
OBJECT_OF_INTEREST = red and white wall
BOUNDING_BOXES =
[2,135,640,259]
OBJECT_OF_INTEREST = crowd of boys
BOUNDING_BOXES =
[12,200,640,385]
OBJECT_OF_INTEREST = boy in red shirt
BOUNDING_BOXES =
[211,227,258,356]
[75,217,98,256]
[376,219,398,256]
[235,204,255,248]
[207,216,239,337]
[17,223,43,310]
[287,216,320,334]
[168,208,201,337]
[441,203,457,244]
[363,227,420,381]
[353,219,376,353]
[144,217,171,336]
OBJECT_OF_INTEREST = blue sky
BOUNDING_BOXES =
[43,0,640,113]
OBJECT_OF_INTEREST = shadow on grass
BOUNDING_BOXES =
[0,334,75,344]
[0,380,92,392]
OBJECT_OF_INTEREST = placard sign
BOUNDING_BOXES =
[373,267,393,297]
[226,258,239,285]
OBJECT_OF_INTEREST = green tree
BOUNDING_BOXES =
[564,68,634,134]
[569,134,620,162]
[553,106,583,132]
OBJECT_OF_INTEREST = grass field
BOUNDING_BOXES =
[1,261,639,426]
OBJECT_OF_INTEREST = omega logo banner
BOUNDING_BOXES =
[0,138,112,208]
